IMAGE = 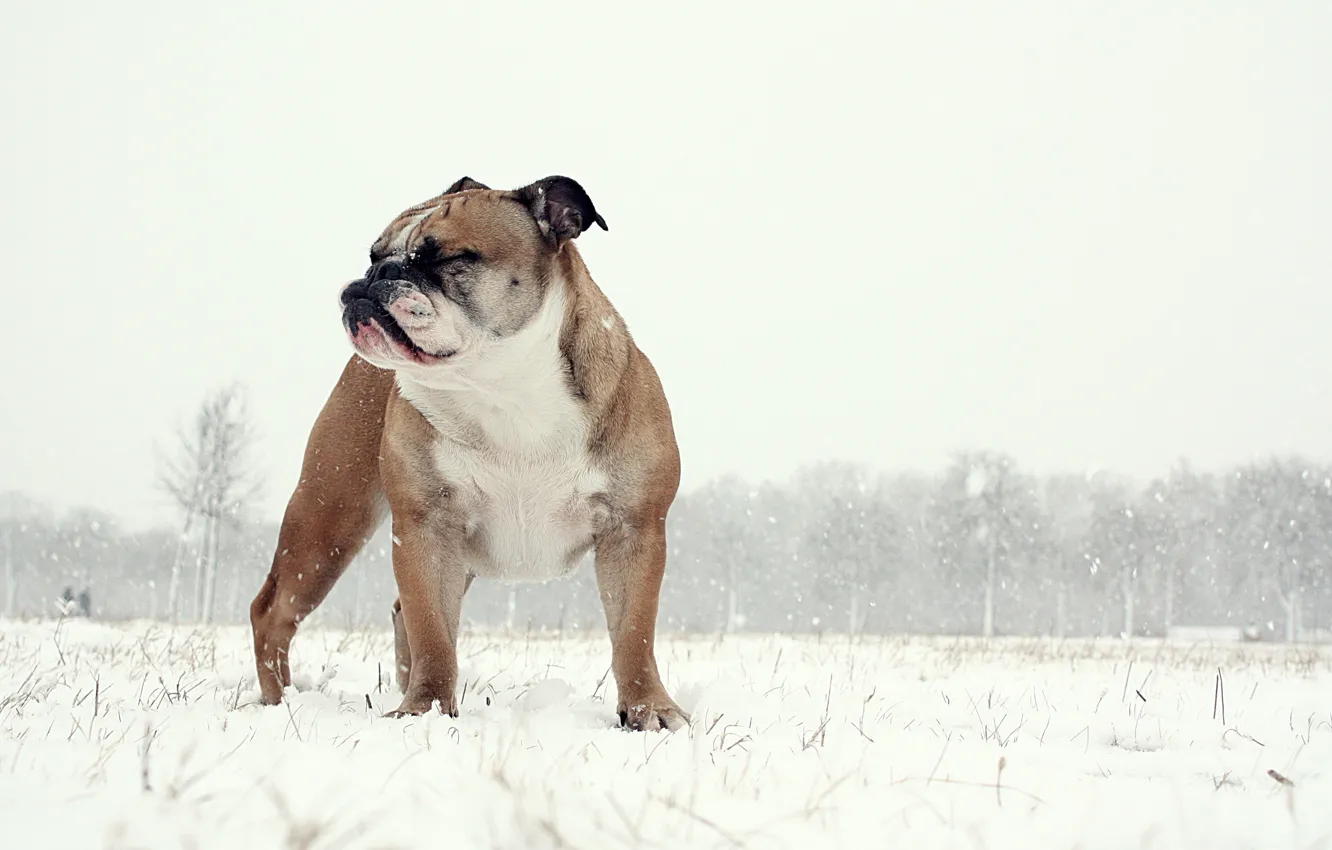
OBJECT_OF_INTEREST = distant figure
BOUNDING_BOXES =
[56,586,90,618]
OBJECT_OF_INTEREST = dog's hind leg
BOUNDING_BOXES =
[249,355,393,705]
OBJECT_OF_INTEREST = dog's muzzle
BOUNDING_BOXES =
[340,259,455,361]
[340,259,414,331]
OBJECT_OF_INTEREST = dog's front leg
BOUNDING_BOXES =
[594,519,689,732]
[386,517,469,718]
[390,573,473,695]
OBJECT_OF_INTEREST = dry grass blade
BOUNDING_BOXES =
[1266,768,1294,788]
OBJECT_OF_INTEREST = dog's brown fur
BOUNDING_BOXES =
[250,177,687,731]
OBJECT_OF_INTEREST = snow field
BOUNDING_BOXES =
[0,618,1329,849]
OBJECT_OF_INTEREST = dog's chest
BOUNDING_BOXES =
[401,338,608,581]
[444,442,606,581]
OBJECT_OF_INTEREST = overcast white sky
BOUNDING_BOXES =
[2,1,1330,529]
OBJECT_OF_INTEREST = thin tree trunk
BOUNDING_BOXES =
[197,515,211,624]
[505,586,518,632]
[211,518,222,623]
[1122,564,1136,639]
[226,541,243,625]
[352,561,365,628]
[848,589,861,637]
[1284,580,1302,643]
[1054,577,1068,639]
[166,508,196,622]
[982,532,997,638]
[197,518,210,624]
[2,526,15,618]
[725,560,741,633]
[202,514,221,624]
[1163,561,1176,633]
[191,525,207,623]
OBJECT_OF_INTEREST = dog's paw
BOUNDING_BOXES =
[383,694,457,719]
[618,699,690,733]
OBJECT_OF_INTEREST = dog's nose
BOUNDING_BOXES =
[369,260,404,283]
[340,279,368,306]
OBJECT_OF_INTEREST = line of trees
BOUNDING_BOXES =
[2,392,1330,641]
[659,453,1331,642]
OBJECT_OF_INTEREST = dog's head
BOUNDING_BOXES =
[339,175,607,376]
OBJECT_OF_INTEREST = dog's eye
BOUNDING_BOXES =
[442,250,479,266]
[440,250,481,269]
[406,237,442,267]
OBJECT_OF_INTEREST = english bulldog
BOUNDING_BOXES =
[249,176,688,731]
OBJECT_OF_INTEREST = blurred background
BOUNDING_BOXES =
[1,1,1329,641]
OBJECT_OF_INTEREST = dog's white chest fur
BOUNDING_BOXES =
[396,287,607,582]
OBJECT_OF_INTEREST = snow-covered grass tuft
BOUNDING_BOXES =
[0,617,1329,848]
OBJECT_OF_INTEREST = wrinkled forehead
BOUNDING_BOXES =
[369,190,536,259]
[369,191,452,258]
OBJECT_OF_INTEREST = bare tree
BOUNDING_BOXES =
[1041,474,1095,639]
[934,452,1039,637]
[799,462,896,636]
[1226,458,1329,642]
[698,475,758,634]
[157,382,262,624]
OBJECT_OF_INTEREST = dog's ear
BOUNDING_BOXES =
[444,176,489,194]
[513,176,608,248]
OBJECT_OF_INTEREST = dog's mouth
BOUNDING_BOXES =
[341,282,457,365]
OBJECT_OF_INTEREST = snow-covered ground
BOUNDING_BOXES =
[0,618,1328,849]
